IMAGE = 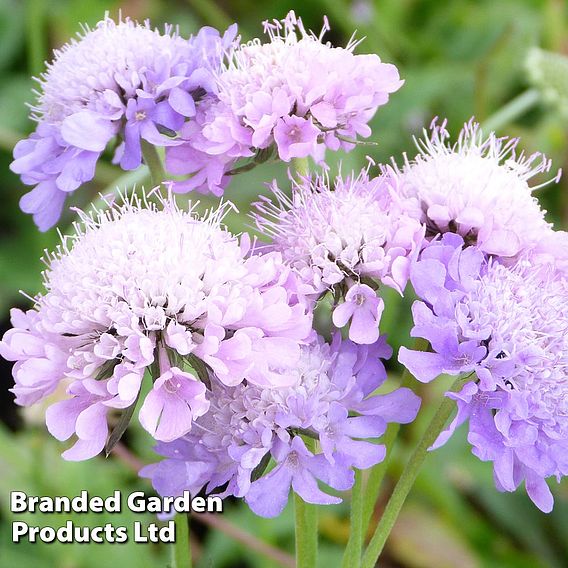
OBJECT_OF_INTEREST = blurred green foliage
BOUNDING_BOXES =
[1,0,568,567]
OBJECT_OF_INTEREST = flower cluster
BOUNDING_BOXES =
[0,194,312,460]
[389,118,556,258]
[399,234,568,512]
[11,17,235,230]
[6,4,568,525]
[142,334,420,517]
[166,11,402,195]
[253,169,424,344]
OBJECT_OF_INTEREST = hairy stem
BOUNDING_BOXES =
[360,423,399,532]
[341,468,364,568]
[141,140,166,187]
[172,513,191,568]
[292,156,310,178]
[294,494,318,568]
[361,376,467,568]
[361,337,429,535]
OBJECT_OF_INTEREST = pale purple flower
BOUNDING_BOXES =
[118,97,184,170]
[253,168,424,342]
[332,284,383,344]
[11,16,235,230]
[273,116,320,161]
[139,361,209,442]
[315,401,387,467]
[399,234,568,512]
[389,118,559,258]
[0,194,312,460]
[246,437,341,517]
[45,379,110,461]
[167,11,402,195]
[0,308,68,405]
[141,334,421,517]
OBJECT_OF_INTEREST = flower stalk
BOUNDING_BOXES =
[292,156,310,178]
[361,375,467,568]
[360,422,398,532]
[360,337,429,534]
[172,513,191,568]
[141,139,167,186]
[294,492,318,568]
[341,468,364,568]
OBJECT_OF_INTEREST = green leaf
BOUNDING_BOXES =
[105,393,142,456]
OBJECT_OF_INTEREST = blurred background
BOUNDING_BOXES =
[1,0,568,567]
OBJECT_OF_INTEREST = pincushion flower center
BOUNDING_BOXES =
[289,126,301,141]
[286,451,300,468]
[164,378,182,394]
[353,292,366,306]
[457,353,473,365]
[325,424,336,436]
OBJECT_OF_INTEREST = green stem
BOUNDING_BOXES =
[361,376,467,568]
[294,494,318,568]
[292,157,310,178]
[341,468,364,568]
[141,140,166,187]
[481,88,540,133]
[360,337,429,535]
[295,437,318,568]
[172,513,191,568]
[360,422,399,532]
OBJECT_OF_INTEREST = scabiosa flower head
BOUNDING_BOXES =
[11,15,236,230]
[253,168,425,343]
[390,118,558,258]
[0,192,312,460]
[141,334,421,518]
[166,11,402,195]
[399,233,568,512]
